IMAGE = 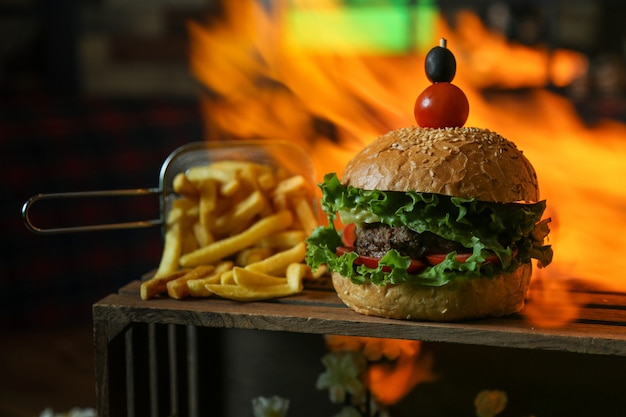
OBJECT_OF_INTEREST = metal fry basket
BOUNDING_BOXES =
[22,140,316,234]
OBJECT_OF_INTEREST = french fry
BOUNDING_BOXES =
[257,171,276,190]
[214,260,235,274]
[233,267,287,288]
[181,226,199,254]
[273,175,311,197]
[205,282,299,302]
[198,178,218,228]
[187,261,234,297]
[187,272,221,297]
[179,210,293,267]
[213,190,266,236]
[186,161,271,190]
[286,262,307,291]
[236,247,274,267]
[237,162,263,191]
[220,270,236,285]
[220,178,241,196]
[292,196,318,234]
[166,265,216,300]
[173,172,198,197]
[166,203,185,226]
[307,263,328,279]
[184,204,200,222]
[245,241,306,276]
[255,230,308,250]
[272,192,289,212]
[205,262,306,301]
[193,221,214,247]
[185,162,241,184]
[154,222,183,279]
[141,268,190,300]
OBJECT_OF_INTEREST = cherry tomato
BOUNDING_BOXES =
[414,82,469,128]
[336,246,427,273]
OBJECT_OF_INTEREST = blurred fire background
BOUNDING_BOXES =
[2,0,626,416]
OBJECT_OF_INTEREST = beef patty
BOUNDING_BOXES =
[354,223,467,259]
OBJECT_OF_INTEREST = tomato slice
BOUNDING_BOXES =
[336,246,427,273]
[425,252,500,266]
[341,223,356,246]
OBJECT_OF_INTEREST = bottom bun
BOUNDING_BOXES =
[331,263,532,321]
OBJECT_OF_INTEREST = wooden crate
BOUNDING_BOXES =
[93,280,626,416]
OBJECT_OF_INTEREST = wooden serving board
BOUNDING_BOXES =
[94,280,626,356]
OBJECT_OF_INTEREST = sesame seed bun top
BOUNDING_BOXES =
[341,126,539,204]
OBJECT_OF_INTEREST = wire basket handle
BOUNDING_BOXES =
[22,188,163,234]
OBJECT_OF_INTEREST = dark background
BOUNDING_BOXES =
[1,0,214,332]
[1,1,212,414]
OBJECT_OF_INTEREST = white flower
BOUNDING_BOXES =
[252,395,290,417]
[38,408,97,417]
[316,351,366,404]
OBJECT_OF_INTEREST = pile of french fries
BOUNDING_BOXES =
[140,160,321,302]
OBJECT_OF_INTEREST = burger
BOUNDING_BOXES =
[305,126,553,321]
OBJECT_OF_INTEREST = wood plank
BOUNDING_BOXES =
[570,291,626,307]
[93,317,131,417]
[120,280,626,323]
[93,281,626,357]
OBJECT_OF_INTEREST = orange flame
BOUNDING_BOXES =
[367,349,437,405]
[189,1,626,328]
[325,335,436,405]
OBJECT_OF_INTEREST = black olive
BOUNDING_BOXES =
[425,40,456,83]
